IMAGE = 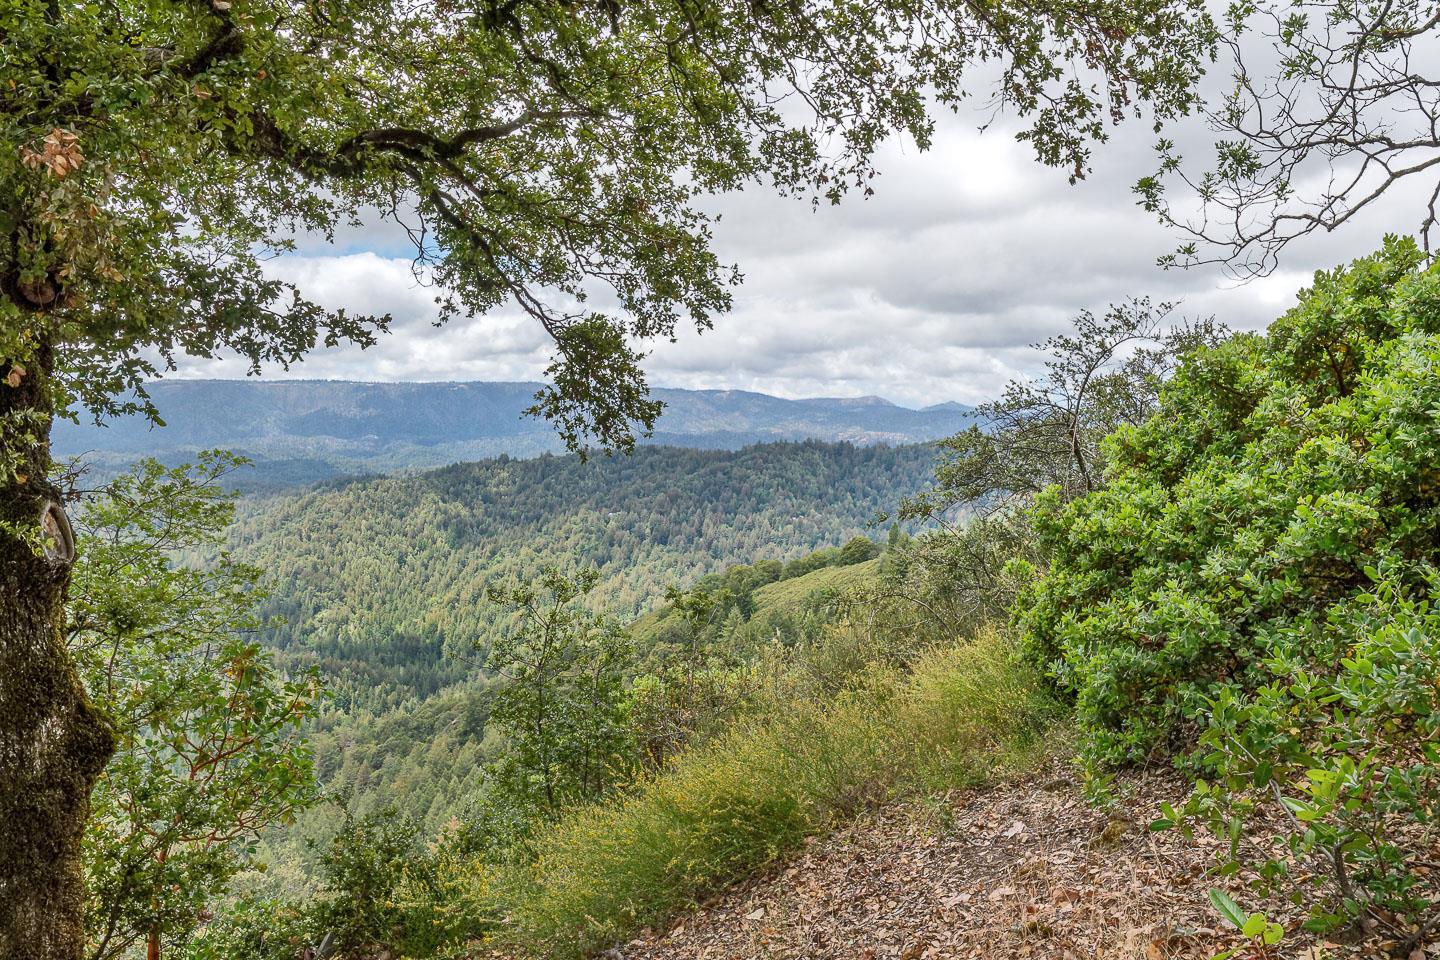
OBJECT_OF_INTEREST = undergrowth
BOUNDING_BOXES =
[485,629,1058,958]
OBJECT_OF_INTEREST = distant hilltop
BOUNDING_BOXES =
[54,379,977,489]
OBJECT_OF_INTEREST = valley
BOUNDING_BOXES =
[220,440,934,892]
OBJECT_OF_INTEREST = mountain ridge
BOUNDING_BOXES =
[54,379,977,488]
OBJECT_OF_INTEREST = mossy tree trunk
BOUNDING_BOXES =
[0,345,115,960]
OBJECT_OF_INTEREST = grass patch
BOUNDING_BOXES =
[630,558,883,648]
[485,630,1058,958]
[749,557,881,609]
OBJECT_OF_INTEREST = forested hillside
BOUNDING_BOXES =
[243,532,898,897]
[200,441,932,889]
[232,441,934,708]
[211,446,921,898]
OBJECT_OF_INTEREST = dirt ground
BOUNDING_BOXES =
[623,759,1413,960]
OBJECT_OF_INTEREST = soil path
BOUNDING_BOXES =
[624,760,1389,959]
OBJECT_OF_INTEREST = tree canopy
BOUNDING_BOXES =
[2,0,1214,450]
[1138,0,1440,276]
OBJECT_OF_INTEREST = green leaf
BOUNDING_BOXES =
[1208,888,1246,930]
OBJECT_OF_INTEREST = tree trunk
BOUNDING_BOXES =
[0,349,115,960]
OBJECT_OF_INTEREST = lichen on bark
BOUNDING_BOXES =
[0,350,115,960]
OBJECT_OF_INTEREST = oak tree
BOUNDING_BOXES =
[0,0,1212,951]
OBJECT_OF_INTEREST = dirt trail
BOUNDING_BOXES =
[623,760,1390,960]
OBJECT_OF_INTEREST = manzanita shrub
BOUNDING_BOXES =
[1014,237,1440,931]
[1017,236,1440,763]
[1158,570,1440,941]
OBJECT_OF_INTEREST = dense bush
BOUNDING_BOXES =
[875,512,1037,641]
[626,665,764,772]
[1018,237,1440,766]
[1015,238,1440,935]
[186,811,491,960]
[1158,571,1440,943]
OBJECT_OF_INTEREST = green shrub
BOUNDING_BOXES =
[487,630,1054,958]
[484,568,638,821]
[1156,570,1440,942]
[185,811,493,960]
[1014,238,1440,936]
[626,664,764,771]
[1017,237,1440,766]
[836,535,881,566]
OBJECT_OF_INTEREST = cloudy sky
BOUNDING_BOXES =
[178,80,1422,409]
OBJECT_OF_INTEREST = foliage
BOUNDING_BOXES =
[68,454,317,960]
[625,665,765,772]
[836,535,882,567]
[307,811,492,959]
[1138,0,1440,276]
[204,523,1043,959]
[487,630,1056,959]
[0,0,1211,944]
[865,513,1035,642]
[881,300,1227,669]
[632,534,886,658]
[0,2,1215,938]
[235,446,930,891]
[484,569,636,820]
[1156,571,1440,946]
[1014,238,1440,931]
[623,540,900,769]
[1204,889,1285,959]
[184,811,491,960]
[177,897,314,960]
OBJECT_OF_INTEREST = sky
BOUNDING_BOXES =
[175,68,1425,409]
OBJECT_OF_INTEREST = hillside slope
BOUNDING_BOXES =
[233,441,933,706]
[629,555,883,650]
[621,760,1380,960]
[223,443,934,880]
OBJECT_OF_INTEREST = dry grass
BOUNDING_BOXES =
[485,631,1055,959]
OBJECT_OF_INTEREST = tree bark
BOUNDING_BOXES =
[0,347,115,960]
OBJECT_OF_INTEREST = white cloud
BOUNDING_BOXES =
[172,94,1425,410]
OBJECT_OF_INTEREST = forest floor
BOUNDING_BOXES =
[621,758,1407,960]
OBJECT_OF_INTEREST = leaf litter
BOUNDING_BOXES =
[620,758,1411,959]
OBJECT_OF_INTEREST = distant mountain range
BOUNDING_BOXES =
[54,380,976,488]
